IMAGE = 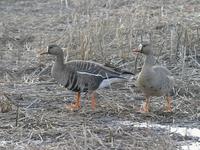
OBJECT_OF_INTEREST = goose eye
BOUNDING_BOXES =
[143,44,147,48]
[49,46,53,49]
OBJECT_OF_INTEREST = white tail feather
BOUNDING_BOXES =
[98,78,126,89]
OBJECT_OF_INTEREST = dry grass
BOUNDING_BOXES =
[0,0,200,149]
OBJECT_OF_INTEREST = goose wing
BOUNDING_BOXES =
[153,65,172,76]
[63,60,129,91]
[66,60,130,79]
[152,65,174,93]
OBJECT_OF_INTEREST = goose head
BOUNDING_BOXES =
[133,43,153,55]
[41,45,63,56]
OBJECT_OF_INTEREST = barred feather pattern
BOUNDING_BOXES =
[52,60,130,92]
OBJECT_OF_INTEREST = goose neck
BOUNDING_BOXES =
[55,54,64,67]
[143,55,156,66]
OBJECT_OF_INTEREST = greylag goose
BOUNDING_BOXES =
[41,45,134,111]
[133,43,174,113]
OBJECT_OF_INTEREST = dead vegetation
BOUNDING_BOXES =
[0,0,200,149]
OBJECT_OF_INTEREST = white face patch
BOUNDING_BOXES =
[138,44,143,50]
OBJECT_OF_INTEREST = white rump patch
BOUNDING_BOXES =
[98,78,126,89]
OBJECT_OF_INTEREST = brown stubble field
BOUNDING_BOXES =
[0,0,200,149]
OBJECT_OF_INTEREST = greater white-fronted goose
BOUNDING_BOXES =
[133,43,174,113]
[41,45,134,111]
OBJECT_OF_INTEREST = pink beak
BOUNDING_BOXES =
[132,48,141,55]
[40,52,49,55]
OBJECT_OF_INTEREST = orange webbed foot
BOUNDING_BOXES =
[91,92,96,111]
[136,97,150,113]
[137,105,149,113]
[164,96,173,112]
[65,103,81,111]
[65,92,81,111]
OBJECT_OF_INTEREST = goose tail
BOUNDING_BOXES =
[98,76,128,89]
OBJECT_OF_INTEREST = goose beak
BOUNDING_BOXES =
[40,47,49,55]
[133,43,143,53]
[40,52,49,55]
[40,46,49,55]
[132,48,141,53]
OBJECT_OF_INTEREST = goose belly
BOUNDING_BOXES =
[141,86,164,96]
[137,75,164,96]
[64,73,103,92]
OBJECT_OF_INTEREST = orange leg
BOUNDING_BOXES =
[91,92,96,111]
[65,92,81,111]
[165,96,172,112]
[139,97,150,113]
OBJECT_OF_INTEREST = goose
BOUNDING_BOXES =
[133,43,174,113]
[41,45,134,111]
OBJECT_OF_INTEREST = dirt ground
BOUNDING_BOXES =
[0,0,200,149]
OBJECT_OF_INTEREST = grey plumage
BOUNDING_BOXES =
[41,45,134,110]
[53,60,130,92]
[134,43,174,112]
